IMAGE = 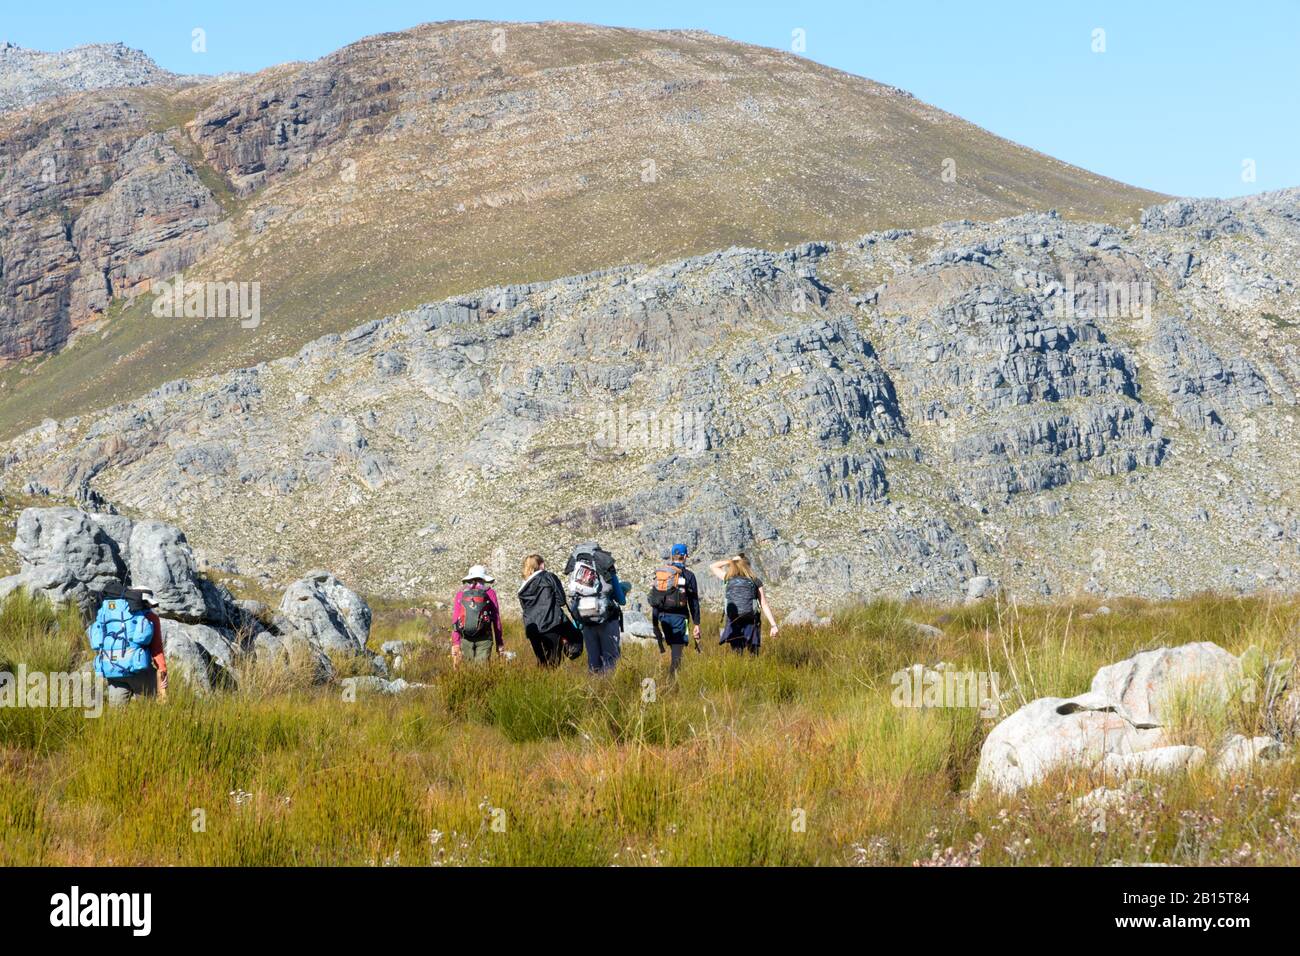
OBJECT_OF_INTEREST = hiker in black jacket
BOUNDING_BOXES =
[517,554,580,666]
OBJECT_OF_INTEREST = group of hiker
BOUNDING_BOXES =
[83,543,778,706]
[452,542,779,677]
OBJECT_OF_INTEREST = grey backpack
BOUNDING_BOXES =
[724,576,759,625]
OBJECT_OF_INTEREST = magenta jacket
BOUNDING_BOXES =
[451,587,503,646]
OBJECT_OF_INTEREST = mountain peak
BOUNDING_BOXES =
[0,40,175,113]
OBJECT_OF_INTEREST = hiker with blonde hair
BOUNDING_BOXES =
[517,553,581,666]
[708,554,778,655]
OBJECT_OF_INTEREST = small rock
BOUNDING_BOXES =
[1214,733,1285,777]
[906,621,945,640]
[1099,745,1206,780]
[965,576,995,603]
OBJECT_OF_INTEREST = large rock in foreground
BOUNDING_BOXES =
[1090,642,1242,725]
[276,571,372,657]
[973,692,1165,796]
[974,641,1260,796]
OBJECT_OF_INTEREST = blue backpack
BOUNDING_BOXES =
[88,597,155,679]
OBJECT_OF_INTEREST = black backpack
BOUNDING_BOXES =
[460,586,492,640]
[569,545,618,623]
[648,564,689,614]
[724,576,759,625]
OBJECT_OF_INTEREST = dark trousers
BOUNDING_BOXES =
[657,613,689,675]
[721,617,761,655]
[526,624,565,667]
[581,617,621,673]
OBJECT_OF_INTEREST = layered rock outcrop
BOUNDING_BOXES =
[0,506,376,690]
[7,189,1298,603]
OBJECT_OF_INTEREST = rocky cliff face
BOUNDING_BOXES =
[0,95,226,360]
[0,42,178,114]
[4,191,1297,605]
[0,20,1162,434]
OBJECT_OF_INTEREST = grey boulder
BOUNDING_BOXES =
[3,507,124,610]
[126,519,213,622]
[163,621,238,693]
[251,628,334,684]
[276,571,372,656]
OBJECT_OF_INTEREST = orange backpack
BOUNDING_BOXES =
[648,565,689,614]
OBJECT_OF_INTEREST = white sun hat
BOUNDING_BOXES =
[462,564,495,584]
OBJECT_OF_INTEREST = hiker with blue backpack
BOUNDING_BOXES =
[451,565,504,665]
[647,543,702,677]
[563,542,626,674]
[88,585,168,705]
[709,554,778,655]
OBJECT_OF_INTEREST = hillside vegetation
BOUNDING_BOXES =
[2,590,1297,866]
[0,20,1164,436]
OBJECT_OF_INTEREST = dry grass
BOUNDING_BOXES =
[1,590,1297,865]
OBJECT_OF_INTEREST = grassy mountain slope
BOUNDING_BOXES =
[0,20,1164,438]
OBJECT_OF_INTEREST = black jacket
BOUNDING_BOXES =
[518,570,572,634]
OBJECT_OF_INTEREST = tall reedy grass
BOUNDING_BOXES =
[0,588,1297,864]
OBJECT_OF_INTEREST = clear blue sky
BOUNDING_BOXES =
[4,0,1297,198]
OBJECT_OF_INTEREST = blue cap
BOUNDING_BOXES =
[671,543,688,558]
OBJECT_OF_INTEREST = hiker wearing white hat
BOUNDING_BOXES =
[138,590,169,701]
[451,566,504,664]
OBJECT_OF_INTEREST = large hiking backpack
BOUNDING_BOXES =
[724,576,759,626]
[648,564,689,615]
[459,586,493,641]
[569,548,615,623]
[88,596,154,679]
